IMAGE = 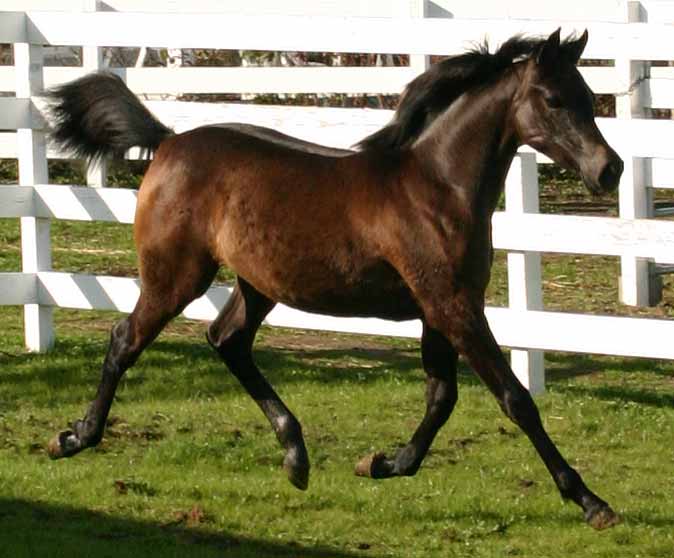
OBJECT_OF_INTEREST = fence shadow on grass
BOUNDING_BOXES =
[0,335,481,405]
[545,352,674,380]
[545,352,674,408]
[552,383,674,409]
[0,497,379,558]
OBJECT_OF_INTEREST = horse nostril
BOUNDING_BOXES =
[598,159,623,191]
[612,159,624,179]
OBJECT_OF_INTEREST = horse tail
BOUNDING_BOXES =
[47,71,173,165]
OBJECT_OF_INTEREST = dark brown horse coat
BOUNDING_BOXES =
[46,30,623,529]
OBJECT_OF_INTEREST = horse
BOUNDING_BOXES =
[45,29,623,529]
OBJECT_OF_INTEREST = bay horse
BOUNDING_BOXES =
[46,29,623,529]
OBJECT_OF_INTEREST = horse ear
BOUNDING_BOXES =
[536,28,561,68]
[564,29,589,64]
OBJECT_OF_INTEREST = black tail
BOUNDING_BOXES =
[47,71,173,165]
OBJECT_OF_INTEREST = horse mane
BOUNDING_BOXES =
[357,35,580,152]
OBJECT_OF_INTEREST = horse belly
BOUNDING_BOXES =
[227,241,420,321]
[286,266,422,321]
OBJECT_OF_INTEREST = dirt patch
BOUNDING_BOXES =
[257,327,414,353]
[166,320,410,354]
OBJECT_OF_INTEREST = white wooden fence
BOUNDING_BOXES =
[2,0,674,394]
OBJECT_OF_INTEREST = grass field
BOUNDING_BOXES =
[2,166,674,556]
[2,305,674,557]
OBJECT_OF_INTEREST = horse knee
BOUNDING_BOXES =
[207,286,256,360]
[206,322,251,366]
[427,379,458,423]
[434,397,456,425]
[104,318,138,375]
[501,387,540,428]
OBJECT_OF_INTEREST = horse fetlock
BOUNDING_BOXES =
[354,452,396,479]
[272,414,303,446]
[47,429,83,459]
[555,468,585,501]
[71,417,104,446]
[47,416,105,459]
[283,445,310,490]
[393,447,422,476]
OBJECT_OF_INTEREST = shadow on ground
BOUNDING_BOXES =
[545,352,674,408]
[545,352,673,379]
[0,335,480,401]
[3,333,672,409]
[0,498,377,558]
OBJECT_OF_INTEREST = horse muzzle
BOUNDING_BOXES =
[582,149,623,194]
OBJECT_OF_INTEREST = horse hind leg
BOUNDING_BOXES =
[47,251,217,459]
[207,278,310,490]
[355,322,458,478]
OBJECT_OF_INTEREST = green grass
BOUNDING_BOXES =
[1,305,674,557]
[2,164,674,556]
[0,217,136,276]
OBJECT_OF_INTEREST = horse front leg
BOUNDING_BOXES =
[355,322,458,478]
[430,297,619,530]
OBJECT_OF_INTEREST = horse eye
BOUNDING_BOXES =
[544,95,563,109]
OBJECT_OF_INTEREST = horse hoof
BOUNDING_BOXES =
[46,430,81,460]
[354,452,393,479]
[586,505,621,530]
[283,449,310,491]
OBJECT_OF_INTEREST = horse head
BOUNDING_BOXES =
[511,29,623,194]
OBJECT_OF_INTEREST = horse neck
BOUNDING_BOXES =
[411,69,520,218]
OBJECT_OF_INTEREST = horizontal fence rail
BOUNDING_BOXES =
[3,184,674,262]
[2,0,674,394]
[3,63,673,97]
[2,12,674,59]
[2,106,674,160]
[3,271,674,361]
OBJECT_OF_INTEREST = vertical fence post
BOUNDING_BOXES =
[505,154,545,395]
[617,1,654,306]
[83,0,108,188]
[409,0,430,76]
[15,42,53,352]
